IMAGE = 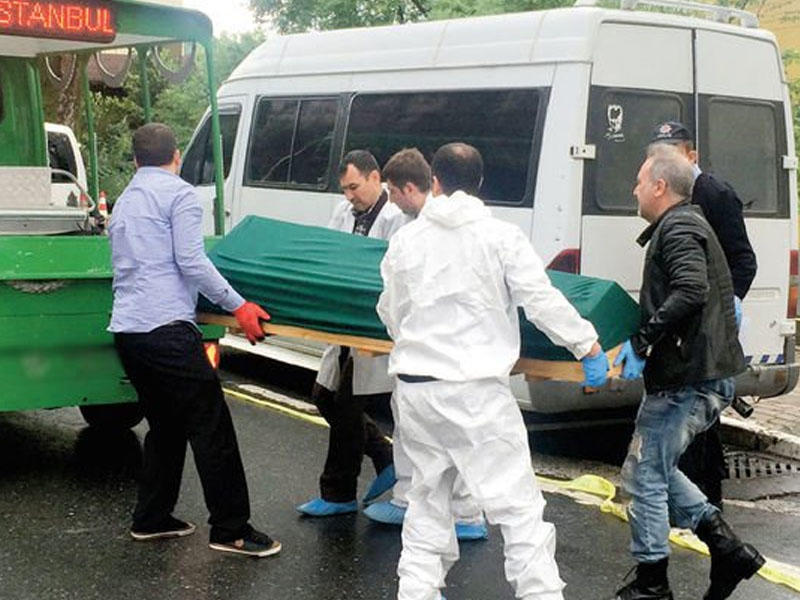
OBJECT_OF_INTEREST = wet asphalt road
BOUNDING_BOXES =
[1,371,799,599]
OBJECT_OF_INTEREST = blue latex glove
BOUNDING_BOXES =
[734,296,743,331]
[581,351,609,387]
[613,340,646,380]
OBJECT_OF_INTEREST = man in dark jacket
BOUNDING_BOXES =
[649,120,757,509]
[611,145,763,600]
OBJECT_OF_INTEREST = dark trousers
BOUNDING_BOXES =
[679,417,725,509]
[114,322,251,543]
[313,358,393,502]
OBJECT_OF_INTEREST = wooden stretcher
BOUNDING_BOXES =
[197,313,622,383]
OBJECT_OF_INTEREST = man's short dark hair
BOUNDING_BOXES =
[382,148,431,193]
[339,150,379,178]
[431,143,483,196]
[133,123,178,167]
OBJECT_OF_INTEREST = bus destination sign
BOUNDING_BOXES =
[0,1,117,43]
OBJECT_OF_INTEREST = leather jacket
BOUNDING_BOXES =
[631,202,745,391]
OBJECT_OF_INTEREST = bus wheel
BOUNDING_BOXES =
[79,403,144,430]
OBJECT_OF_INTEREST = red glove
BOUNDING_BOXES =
[232,302,270,344]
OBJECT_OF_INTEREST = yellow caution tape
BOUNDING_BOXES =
[226,387,800,595]
[537,474,800,594]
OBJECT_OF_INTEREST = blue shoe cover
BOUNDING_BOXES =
[455,521,489,541]
[362,464,397,504]
[296,497,357,517]
[363,500,406,525]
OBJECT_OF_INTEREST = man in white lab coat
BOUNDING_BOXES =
[364,148,488,542]
[377,143,609,600]
[297,150,409,517]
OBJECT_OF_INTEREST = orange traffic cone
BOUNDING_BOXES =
[97,191,109,219]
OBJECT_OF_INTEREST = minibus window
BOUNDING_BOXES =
[584,88,690,214]
[181,109,241,186]
[247,98,298,184]
[245,97,338,188]
[181,118,210,184]
[47,131,78,183]
[291,99,337,186]
[701,97,785,217]
[345,89,541,207]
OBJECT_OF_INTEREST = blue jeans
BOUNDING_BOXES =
[621,377,734,562]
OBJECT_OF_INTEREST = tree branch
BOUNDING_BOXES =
[409,0,429,17]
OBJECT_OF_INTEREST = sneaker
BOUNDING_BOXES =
[208,529,281,558]
[130,516,196,541]
[362,464,397,505]
[296,497,358,517]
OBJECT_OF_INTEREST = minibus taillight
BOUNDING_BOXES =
[788,249,798,319]
[204,342,220,369]
[547,248,581,274]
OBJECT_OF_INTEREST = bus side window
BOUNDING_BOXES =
[699,97,786,217]
[291,99,337,186]
[344,89,542,207]
[48,131,78,183]
[583,87,691,215]
[181,108,242,186]
[245,97,338,189]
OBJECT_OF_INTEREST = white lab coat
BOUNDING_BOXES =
[378,191,597,600]
[316,194,411,395]
[327,194,410,241]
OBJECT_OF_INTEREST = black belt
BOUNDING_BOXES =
[397,374,441,384]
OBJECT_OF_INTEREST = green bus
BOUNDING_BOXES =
[0,0,226,430]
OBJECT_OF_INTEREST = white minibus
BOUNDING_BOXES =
[182,0,798,418]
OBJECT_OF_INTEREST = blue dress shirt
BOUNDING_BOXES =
[108,167,244,333]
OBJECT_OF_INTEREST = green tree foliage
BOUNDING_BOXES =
[40,32,265,201]
[249,0,573,33]
[249,0,427,32]
[154,32,266,147]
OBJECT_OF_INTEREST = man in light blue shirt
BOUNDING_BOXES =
[109,123,279,558]
[108,165,245,332]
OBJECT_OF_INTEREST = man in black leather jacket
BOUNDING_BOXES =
[649,121,757,509]
[610,146,763,600]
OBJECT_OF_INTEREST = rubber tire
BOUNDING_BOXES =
[79,402,144,430]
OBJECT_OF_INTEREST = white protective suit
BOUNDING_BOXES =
[389,397,482,523]
[386,195,482,524]
[377,192,598,600]
[316,193,410,395]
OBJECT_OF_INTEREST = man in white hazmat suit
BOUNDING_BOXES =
[377,143,609,600]
[297,150,409,517]
[364,147,488,542]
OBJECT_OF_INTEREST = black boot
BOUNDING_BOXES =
[695,512,765,600]
[612,558,673,600]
